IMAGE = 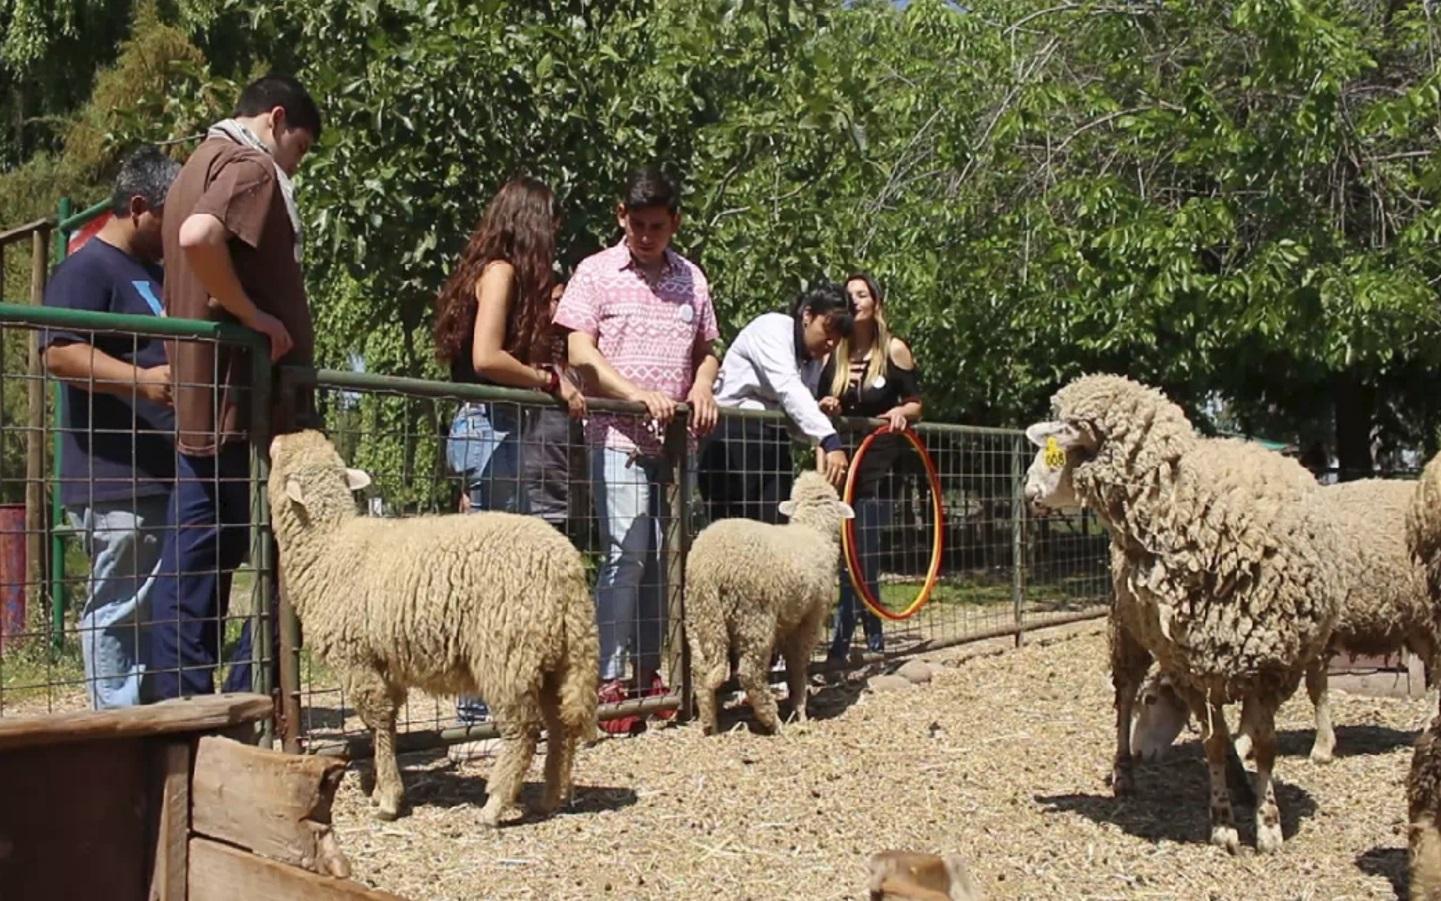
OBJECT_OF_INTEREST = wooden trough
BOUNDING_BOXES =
[0,693,404,900]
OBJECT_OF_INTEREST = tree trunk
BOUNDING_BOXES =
[1333,373,1374,482]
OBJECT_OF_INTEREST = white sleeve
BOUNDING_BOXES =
[749,319,837,446]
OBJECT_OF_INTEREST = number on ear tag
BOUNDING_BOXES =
[1043,436,1066,469]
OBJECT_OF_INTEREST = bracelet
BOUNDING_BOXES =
[542,366,561,395]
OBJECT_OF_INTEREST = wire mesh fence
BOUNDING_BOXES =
[274,368,1110,757]
[0,304,275,732]
[0,303,1111,759]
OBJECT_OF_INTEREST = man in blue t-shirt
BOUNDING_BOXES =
[42,146,181,709]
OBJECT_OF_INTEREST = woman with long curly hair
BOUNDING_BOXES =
[435,176,585,745]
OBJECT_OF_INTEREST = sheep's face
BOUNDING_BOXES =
[778,470,855,533]
[1022,420,1093,513]
[1129,671,1189,761]
[269,430,373,522]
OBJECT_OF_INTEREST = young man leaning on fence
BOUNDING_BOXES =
[41,146,181,709]
[553,164,720,735]
[143,74,322,703]
[699,282,854,525]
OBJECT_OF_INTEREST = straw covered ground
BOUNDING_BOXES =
[330,623,1425,900]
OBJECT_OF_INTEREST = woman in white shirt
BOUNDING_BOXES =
[698,282,853,524]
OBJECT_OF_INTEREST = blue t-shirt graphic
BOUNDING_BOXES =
[42,238,175,507]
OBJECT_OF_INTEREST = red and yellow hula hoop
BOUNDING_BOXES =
[841,425,944,621]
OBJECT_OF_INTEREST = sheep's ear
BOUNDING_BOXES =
[345,468,372,492]
[1025,420,1093,451]
[777,499,797,518]
[833,500,856,520]
[284,476,306,507]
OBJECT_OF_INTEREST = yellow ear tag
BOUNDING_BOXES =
[1043,436,1066,470]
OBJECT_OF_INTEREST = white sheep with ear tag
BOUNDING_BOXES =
[685,470,856,736]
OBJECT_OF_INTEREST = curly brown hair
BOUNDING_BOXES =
[434,176,557,368]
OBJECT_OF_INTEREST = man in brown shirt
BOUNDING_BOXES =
[144,74,321,702]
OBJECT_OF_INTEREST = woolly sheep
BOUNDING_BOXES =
[267,430,599,825]
[686,470,855,735]
[1132,479,1437,763]
[1409,716,1441,900]
[1025,374,1341,854]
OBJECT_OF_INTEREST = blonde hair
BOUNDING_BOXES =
[829,272,891,398]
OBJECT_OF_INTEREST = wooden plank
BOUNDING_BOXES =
[147,740,191,901]
[189,838,406,901]
[191,736,351,877]
[0,692,272,751]
[0,739,150,900]
[0,218,55,247]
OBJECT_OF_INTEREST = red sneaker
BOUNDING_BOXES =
[597,678,640,735]
[645,671,676,722]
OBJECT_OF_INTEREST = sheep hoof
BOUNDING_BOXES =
[1256,821,1283,854]
[374,804,400,822]
[1308,745,1334,765]
[1110,766,1135,797]
[1210,825,1240,855]
[478,803,505,829]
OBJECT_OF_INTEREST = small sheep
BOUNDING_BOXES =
[1131,479,1437,763]
[686,470,854,735]
[1025,374,1341,854]
[866,850,984,900]
[1409,716,1441,900]
[267,430,599,825]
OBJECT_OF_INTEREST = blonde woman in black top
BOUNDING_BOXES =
[817,272,923,666]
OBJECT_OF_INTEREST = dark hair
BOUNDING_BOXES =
[434,176,558,367]
[793,282,855,338]
[235,73,323,140]
[622,165,679,212]
[111,145,181,215]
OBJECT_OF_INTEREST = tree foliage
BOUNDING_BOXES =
[6,0,1441,479]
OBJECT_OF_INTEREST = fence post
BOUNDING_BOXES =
[248,340,276,746]
[25,227,52,648]
[273,372,302,754]
[1011,435,1025,647]
[662,409,693,722]
[48,197,71,650]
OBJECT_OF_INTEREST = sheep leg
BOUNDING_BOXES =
[1241,697,1284,853]
[1305,658,1336,764]
[687,631,729,736]
[1200,699,1241,854]
[780,614,824,723]
[479,711,541,828]
[1410,814,1441,901]
[738,649,782,734]
[1109,622,1150,796]
[536,682,576,816]
[347,670,408,821]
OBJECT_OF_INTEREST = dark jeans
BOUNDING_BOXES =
[829,494,888,659]
[698,416,793,525]
[143,445,260,701]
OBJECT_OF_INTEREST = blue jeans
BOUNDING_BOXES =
[593,447,675,682]
[144,446,257,701]
[66,495,168,709]
[829,495,888,660]
[447,403,521,723]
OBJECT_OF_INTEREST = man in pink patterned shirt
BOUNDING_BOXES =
[555,165,719,733]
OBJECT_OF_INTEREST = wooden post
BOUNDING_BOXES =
[25,226,51,634]
[662,413,692,721]
[148,740,191,901]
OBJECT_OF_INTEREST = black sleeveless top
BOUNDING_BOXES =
[817,341,922,498]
